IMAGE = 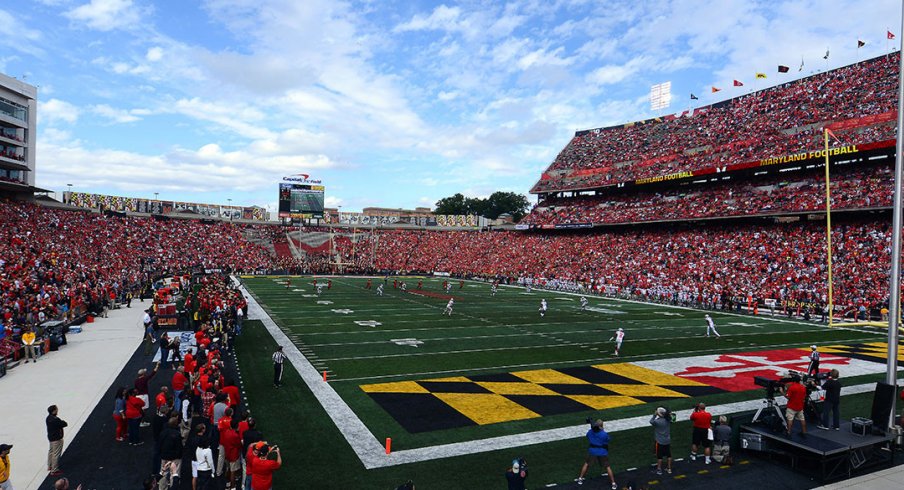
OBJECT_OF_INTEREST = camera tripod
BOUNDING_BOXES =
[752,397,784,425]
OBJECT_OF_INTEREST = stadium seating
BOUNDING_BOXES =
[365,220,887,313]
[523,162,892,226]
[532,53,899,192]
[0,200,273,336]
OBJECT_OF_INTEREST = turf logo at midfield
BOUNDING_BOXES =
[360,363,721,433]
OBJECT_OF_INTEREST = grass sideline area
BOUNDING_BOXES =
[235,276,898,487]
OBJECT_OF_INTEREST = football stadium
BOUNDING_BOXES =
[2,2,904,490]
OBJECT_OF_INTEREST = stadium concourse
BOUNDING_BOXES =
[0,304,144,489]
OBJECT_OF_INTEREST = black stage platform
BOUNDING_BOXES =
[740,421,896,482]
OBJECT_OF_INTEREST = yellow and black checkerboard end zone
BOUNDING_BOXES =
[361,363,723,433]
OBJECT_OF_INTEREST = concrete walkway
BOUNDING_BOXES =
[0,305,145,489]
[814,463,904,489]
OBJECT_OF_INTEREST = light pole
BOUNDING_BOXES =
[66,183,72,203]
[154,192,159,201]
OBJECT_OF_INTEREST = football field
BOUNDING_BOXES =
[235,275,898,487]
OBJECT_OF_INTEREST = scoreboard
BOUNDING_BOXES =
[278,183,325,219]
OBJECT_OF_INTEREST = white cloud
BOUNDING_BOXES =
[0,9,44,56]
[39,99,80,125]
[437,90,459,102]
[36,133,339,194]
[586,56,651,86]
[146,46,163,62]
[91,104,141,123]
[394,5,463,33]
[65,0,141,31]
[324,196,344,207]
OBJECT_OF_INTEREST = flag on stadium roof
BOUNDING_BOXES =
[857,40,866,48]
[755,73,767,79]
[823,49,830,59]
[690,93,699,100]
[778,65,790,73]
[799,58,804,71]
[733,80,743,87]
[711,86,721,93]
[889,30,896,40]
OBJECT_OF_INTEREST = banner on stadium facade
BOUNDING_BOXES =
[514,224,530,230]
[66,192,265,221]
[535,138,896,194]
[826,110,896,131]
[554,223,593,229]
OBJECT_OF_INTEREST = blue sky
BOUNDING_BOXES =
[2,0,901,213]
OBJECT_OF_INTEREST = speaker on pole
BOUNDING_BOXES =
[870,382,896,432]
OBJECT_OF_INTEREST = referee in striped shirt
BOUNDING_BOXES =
[273,346,286,388]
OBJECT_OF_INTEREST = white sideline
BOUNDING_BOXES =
[238,277,901,469]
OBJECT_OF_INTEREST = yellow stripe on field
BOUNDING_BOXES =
[422,376,472,383]
[597,363,708,386]
[359,381,430,394]
[512,369,589,384]
[434,393,541,425]
[566,395,644,410]
[597,384,689,398]
[475,382,559,396]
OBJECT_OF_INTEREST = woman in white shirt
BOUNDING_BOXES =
[195,439,214,490]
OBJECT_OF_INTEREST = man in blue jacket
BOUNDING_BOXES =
[577,419,617,488]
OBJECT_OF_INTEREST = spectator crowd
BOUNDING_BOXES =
[523,162,893,226]
[116,274,279,490]
[0,200,272,366]
[533,53,899,192]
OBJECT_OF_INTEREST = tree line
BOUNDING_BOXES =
[433,191,531,221]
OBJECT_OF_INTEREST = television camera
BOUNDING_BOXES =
[752,370,826,430]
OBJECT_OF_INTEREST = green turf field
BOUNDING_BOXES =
[235,275,898,488]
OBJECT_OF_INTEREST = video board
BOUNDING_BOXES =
[278,183,325,219]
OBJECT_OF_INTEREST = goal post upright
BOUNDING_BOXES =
[823,128,835,327]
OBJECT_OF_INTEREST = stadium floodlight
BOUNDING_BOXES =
[650,81,672,111]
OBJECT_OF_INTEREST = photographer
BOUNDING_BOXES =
[711,416,732,464]
[576,419,617,489]
[689,403,712,464]
[250,443,282,489]
[818,369,841,431]
[505,458,527,490]
[650,407,672,475]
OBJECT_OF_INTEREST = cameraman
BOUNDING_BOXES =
[689,403,712,464]
[505,458,527,490]
[650,407,672,475]
[818,369,841,431]
[784,374,808,435]
[576,419,617,489]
